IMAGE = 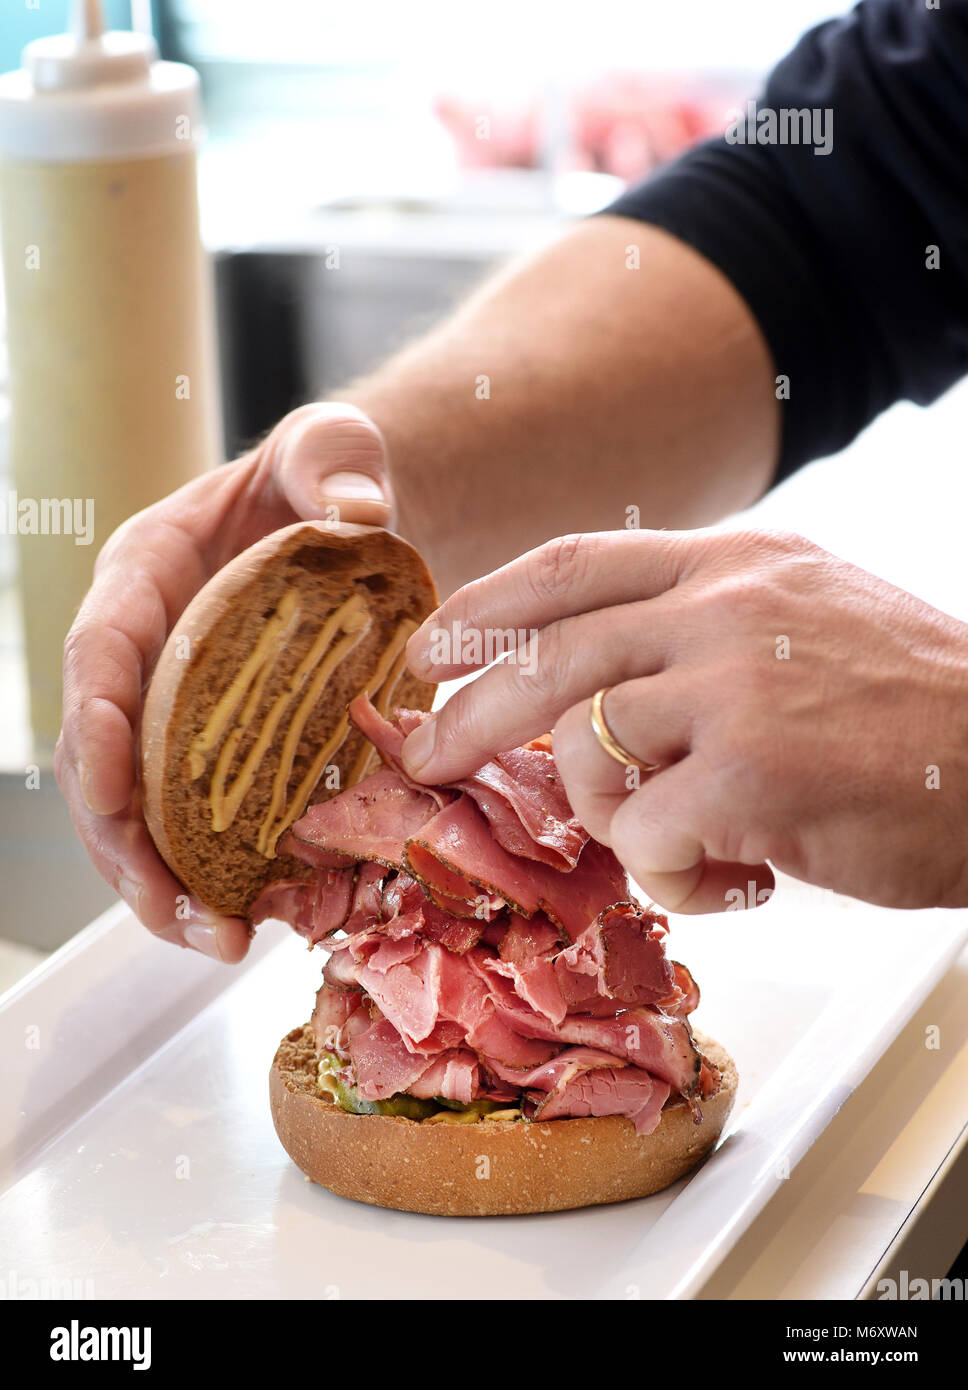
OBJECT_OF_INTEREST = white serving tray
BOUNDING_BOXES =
[1,880,965,1301]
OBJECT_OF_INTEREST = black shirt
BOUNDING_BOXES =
[604,0,968,482]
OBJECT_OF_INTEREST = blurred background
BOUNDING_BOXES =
[0,0,852,460]
[9,0,963,978]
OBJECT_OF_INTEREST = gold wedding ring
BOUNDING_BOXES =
[590,687,660,773]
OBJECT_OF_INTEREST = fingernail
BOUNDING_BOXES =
[401,719,437,776]
[78,760,97,813]
[406,623,435,676]
[184,921,225,961]
[317,470,388,504]
[117,875,143,917]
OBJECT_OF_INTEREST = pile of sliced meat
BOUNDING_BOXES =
[251,695,720,1135]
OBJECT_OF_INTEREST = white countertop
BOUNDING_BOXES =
[1,878,963,1300]
[701,947,968,1298]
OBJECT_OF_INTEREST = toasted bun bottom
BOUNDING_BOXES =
[269,1024,737,1216]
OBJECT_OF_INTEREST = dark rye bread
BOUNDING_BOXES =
[141,523,437,916]
[269,1023,737,1216]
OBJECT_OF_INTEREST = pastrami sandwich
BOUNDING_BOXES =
[142,521,736,1216]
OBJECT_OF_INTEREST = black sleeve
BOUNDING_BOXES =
[603,0,968,482]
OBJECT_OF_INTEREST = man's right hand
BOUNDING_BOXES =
[54,403,392,963]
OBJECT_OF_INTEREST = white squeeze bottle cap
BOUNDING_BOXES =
[0,0,202,162]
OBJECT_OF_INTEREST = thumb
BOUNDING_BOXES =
[271,403,394,527]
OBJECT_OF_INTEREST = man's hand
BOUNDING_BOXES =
[401,529,968,914]
[55,404,391,961]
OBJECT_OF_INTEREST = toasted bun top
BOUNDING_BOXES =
[141,522,437,915]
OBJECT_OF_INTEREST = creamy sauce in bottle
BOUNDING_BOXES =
[0,2,219,754]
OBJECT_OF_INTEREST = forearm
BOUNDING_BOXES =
[344,216,779,594]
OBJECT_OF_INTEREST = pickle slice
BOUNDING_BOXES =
[317,1052,437,1119]
[318,1052,517,1121]
[434,1097,503,1115]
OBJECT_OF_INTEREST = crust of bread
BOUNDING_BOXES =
[141,522,437,916]
[269,1023,737,1216]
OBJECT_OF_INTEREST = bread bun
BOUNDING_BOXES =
[269,1023,737,1216]
[142,522,437,916]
